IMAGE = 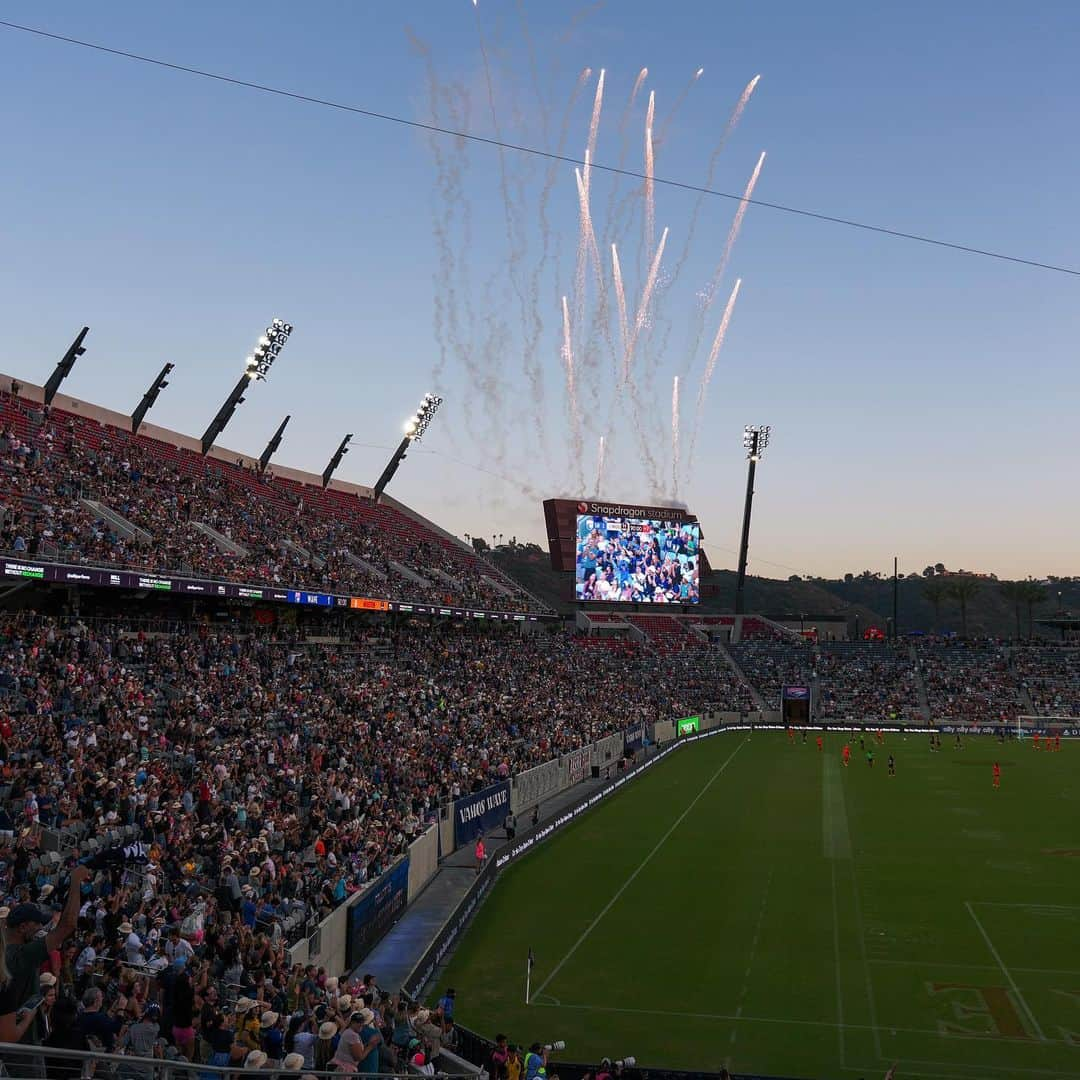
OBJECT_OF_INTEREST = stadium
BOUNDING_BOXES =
[2,7,1080,1080]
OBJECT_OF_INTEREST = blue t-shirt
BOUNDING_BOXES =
[358,1026,382,1075]
[525,1052,547,1080]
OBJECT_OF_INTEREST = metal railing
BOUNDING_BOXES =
[0,1042,476,1080]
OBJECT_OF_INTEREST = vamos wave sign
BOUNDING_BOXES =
[453,780,510,847]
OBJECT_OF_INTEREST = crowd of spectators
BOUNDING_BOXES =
[817,643,921,722]
[727,641,815,709]
[0,391,548,615]
[915,642,1029,723]
[1011,646,1080,717]
[0,610,697,1071]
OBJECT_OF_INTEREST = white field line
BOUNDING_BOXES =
[530,738,746,1000]
[965,901,1046,1042]
[831,862,846,1065]
[870,957,1080,976]
[527,1000,1068,1046]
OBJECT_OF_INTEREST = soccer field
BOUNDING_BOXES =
[435,731,1080,1079]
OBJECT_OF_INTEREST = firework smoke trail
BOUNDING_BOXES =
[575,167,617,386]
[582,67,605,201]
[684,151,765,370]
[706,151,765,307]
[688,277,743,469]
[561,296,586,491]
[668,75,761,308]
[643,90,656,265]
[594,435,606,497]
[625,226,669,383]
[671,376,681,497]
[655,66,704,148]
[611,243,631,366]
[526,68,591,444]
[473,0,531,460]
[408,29,479,454]
[573,155,591,372]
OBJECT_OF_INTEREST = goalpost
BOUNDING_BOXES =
[1016,715,1080,740]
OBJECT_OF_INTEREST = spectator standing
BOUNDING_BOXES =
[0,865,89,1063]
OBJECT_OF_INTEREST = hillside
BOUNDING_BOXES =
[490,545,1079,638]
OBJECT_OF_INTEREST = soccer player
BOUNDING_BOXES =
[842,743,851,768]
[877,729,884,744]
[993,762,1001,789]
[1056,734,1062,752]
[787,727,795,744]
[888,753,895,776]
[1034,731,1041,751]
[955,733,963,750]
[816,735,823,752]
[802,729,808,744]
[866,748,874,768]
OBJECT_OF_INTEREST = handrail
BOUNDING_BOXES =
[0,1041,474,1079]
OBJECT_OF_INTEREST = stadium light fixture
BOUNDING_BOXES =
[735,424,771,616]
[43,327,89,406]
[373,391,444,501]
[743,423,770,462]
[131,362,174,434]
[201,318,293,455]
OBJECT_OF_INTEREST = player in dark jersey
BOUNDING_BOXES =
[888,753,895,776]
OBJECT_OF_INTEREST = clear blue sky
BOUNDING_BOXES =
[2,1,1078,580]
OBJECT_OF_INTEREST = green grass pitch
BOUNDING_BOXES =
[435,731,1080,1079]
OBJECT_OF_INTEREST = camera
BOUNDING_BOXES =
[543,1042,566,1052]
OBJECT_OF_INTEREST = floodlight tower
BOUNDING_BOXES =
[131,363,174,434]
[372,393,443,501]
[200,319,292,455]
[734,424,770,616]
[322,434,353,489]
[43,327,89,405]
[258,415,291,474]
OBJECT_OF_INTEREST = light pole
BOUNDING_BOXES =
[734,424,770,616]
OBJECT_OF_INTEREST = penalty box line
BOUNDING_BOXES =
[965,901,1046,1042]
[529,738,747,1003]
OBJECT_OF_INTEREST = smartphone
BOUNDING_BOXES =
[20,995,44,1013]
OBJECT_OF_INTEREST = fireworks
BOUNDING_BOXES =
[422,15,764,503]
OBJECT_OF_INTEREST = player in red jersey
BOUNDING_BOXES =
[816,735,823,752]
[1034,732,1041,751]
[787,727,795,744]
[842,743,851,767]
[993,762,1001,789]
[877,729,884,744]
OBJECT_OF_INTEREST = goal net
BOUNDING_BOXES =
[1016,715,1080,739]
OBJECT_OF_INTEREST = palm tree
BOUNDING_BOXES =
[923,578,950,632]
[999,581,1024,640]
[946,578,981,638]
[1021,579,1048,639]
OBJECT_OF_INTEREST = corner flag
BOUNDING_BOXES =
[525,947,535,1004]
